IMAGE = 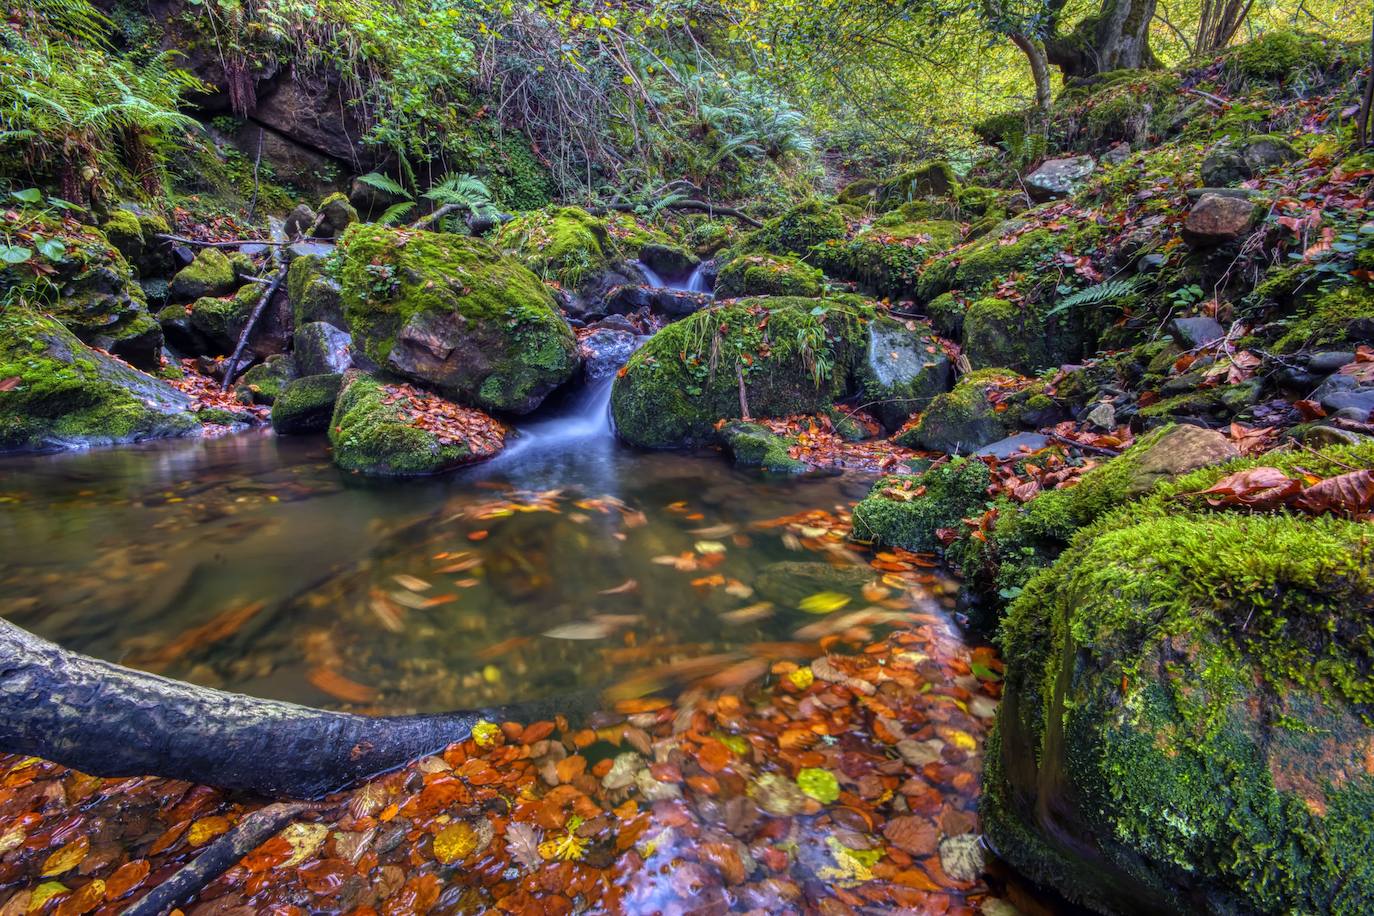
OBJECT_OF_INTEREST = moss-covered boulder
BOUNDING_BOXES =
[715,254,823,299]
[339,224,579,414]
[235,353,296,406]
[494,206,613,288]
[315,193,358,239]
[287,254,346,328]
[811,220,960,302]
[1223,30,1338,84]
[637,241,699,280]
[189,284,260,354]
[916,227,1056,302]
[271,373,343,435]
[169,248,240,303]
[732,201,848,259]
[895,369,1027,453]
[328,372,504,476]
[963,297,1052,373]
[840,162,957,212]
[717,421,806,473]
[0,306,197,452]
[610,296,873,449]
[855,318,951,430]
[985,443,1374,915]
[101,207,174,279]
[851,457,992,553]
[1273,283,1374,353]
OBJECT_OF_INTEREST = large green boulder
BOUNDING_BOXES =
[494,206,613,288]
[717,420,806,473]
[272,373,343,435]
[895,369,1026,453]
[0,306,197,452]
[101,207,174,279]
[916,227,1056,302]
[855,318,951,430]
[328,372,504,476]
[963,297,1051,373]
[811,219,960,302]
[339,224,579,414]
[610,296,872,449]
[714,254,823,299]
[732,201,848,259]
[287,254,346,328]
[838,161,957,211]
[189,284,260,354]
[169,248,239,303]
[235,353,296,406]
[986,443,1374,915]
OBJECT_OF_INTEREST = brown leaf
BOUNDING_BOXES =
[0,377,20,392]
[1198,467,1301,510]
[1293,470,1374,517]
[883,816,939,856]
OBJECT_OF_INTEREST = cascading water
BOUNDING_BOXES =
[683,262,711,293]
[636,260,713,295]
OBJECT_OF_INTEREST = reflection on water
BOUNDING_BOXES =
[0,420,938,712]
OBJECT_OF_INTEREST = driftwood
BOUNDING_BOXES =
[593,200,764,228]
[220,264,288,391]
[0,618,572,799]
[121,802,314,916]
[154,233,289,249]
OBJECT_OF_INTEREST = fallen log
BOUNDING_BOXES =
[220,263,288,391]
[0,618,574,799]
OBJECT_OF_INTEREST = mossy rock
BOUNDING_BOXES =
[850,457,992,553]
[494,206,614,288]
[235,353,296,406]
[986,444,1374,914]
[271,373,343,435]
[864,161,957,211]
[963,297,1052,374]
[328,372,502,476]
[637,242,699,280]
[1223,30,1336,83]
[315,193,358,239]
[811,220,961,302]
[0,306,197,452]
[1273,283,1374,353]
[895,369,1025,454]
[855,317,951,430]
[169,248,240,303]
[717,421,806,473]
[610,296,873,449]
[923,292,967,339]
[101,207,174,278]
[715,254,823,299]
[916,228,1056,302]
[189,284,260,354]
[287,254,346,328]
[339,224,579,414]
[732,201,848,259]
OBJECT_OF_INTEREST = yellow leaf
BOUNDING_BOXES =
[278,822,328,868]
[41,836,88,876]
[27,882,67,913]
[788,666,814,689]
[0,824,25,855]
[694,540,726,554]
[433,822,479,864]
[798,591,850,614]
[472,719,501,748]
[188,815,232,847]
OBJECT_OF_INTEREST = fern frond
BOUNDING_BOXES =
[378,201,416,225]
[1047,278,1138,317]
[357,171,410,198]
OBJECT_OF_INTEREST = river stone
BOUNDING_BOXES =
[294,322,354,376]
[1184,193,1260,246]
[898,372,1018,454]
[283,204,317,240]
[340,224,579,415]
[271,373,343,435]
[1025,156,1095,202]
[1120,423,1239,499]
[754,561,875,609]
[1307,351,1356,373]
[288,255,346,328]
[859,320,952,430]
[235,353,297,406]
[1311,372,1374,416]
[973,432,1051,460]
[580,328,640,381]
[315,194,359,239]
[1242,135,1298,174]
[718,421,806,474]
[1100,142,1132,166]
[0,306,197,452]
[1169,315,1226,349]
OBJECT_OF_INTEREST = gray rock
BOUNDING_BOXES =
[860,320,952,429]
[283,204,317,240]
[1185,187,1260,201]
[973,432,1051,459]
[1123,424,1239,499]
[1241,136,1298,175]
[580,328,641,381]
[1086,401,1117,430]
[1307,351,1356,374]
[1170,316,1227,349]
[294,322,354,376]
[1101,143,1132,166]
[1184,193,1259,246]
[1200,145,1247,188]
[1025,156,1095,202]
[1311,372,1374,416]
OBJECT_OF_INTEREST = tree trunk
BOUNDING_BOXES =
[1011,33,1054,117]
[1046,0,1159,78]
[0,618,576,799]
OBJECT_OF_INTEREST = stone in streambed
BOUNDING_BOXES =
[272,373,343,435]
[294,322,354,376]
[169,248,239,303]
[718,421,806,474]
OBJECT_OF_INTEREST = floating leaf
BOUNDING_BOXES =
[505,822,542,870]
[471,719,502,748]
[798,591,851,614]
[542,621,614,640]
[818,836,881,886]
[27,882,67,912]
[433,819,486,864]
[939,833,985,882]
[788,666,814,689]
[797,767,840,804]
[279,822,329,868]
[751,773,806,816]
[41,836,88,876]
[188,815,232,847]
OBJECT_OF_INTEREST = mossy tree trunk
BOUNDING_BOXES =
[1043,0,1160,78]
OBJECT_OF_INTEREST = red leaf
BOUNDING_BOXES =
[0,376,20,392]
[1198,467,1302,509]
[1293,470,1374,517]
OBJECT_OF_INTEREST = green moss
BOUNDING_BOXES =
[811,220,959,302]
[963,297,1051,373]
[611,296,873,448]
[916,228,1056,302]
[851,457,992,552]
[718,421,807,473]
[923,292,967,339]
[1225,30,1334,82]
[317,193,359,237]
[169,248,238,303]
[715,254,823,299]
[732,200,848,259]
[1272,283,1374,353]
[189,283,260,353]
[272,373,343,435]
[0,306,196,451]
[494,206,612,288]
[287,254,345,328]
[101,209,145,267]
[875,161,957,209]
[328,373,492,476]
[338,223,577,413]
[895,368,1024,453]
[235,353,295,406]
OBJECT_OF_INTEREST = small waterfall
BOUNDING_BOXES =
[636,260,712,296]
[684,263,711,294]
[637,262,669,289]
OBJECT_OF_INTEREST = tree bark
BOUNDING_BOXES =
[0,618,574,799]
[1045,0,1160,78]
[1010,33,1054,117]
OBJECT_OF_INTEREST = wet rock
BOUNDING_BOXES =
[1310,372,1374,416]
[315,194,359,239]
[857,319,951,430]
[1025,156,1095,202]
[604,284,710,319]
[1085,401,1116,430]
[294,322,354,376]
[253,72,369,167]
[718,421,806,474]
[579,328,640,381]
[637,242,699,281]
[283,204,317,240]
[1307,350,1356,373]
[1169,315,1227,349]
[0,306,197,452]
[235,353,297,406]
[895,370,1023,454]
[271,373,343,435]
[287,254,346,328]
[972,432,1051,460]
[1183,193,1260,246]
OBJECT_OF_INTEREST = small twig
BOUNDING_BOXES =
[221,264,288,392]
[1047,432,1121,457]
[1185,87,1229,108]
[156,233,288,249]
[410,203,461,232]
[247,127,264,223]
[736,364,751,421]
[121,802,317,916]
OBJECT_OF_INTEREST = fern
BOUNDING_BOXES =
[357,172,410,198]
[423,174,497,223]
[1046,277,1139,317]
[378,202,416,226]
